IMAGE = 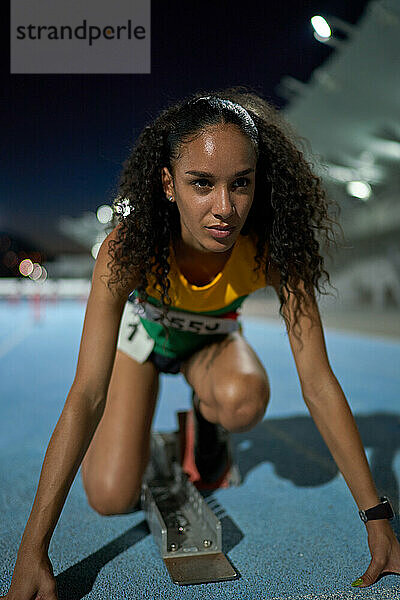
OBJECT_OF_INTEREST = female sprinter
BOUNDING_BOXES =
[2,89,400,599]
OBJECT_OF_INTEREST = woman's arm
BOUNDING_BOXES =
[3,226,139,599]
[268,267,400,587]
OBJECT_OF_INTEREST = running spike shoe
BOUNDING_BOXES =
[191,391,232,483]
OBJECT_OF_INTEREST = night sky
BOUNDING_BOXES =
[2,0,369,255]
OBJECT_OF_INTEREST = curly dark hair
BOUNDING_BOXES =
[106,85,343,346]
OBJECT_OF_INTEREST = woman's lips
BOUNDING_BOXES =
[206,226,235,238]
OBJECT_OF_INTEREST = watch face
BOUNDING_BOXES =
[380,498,394,518]
[385,500,394,519]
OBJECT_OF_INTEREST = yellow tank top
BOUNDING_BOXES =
[129,232,269,357]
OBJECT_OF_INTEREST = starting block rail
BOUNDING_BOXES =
[140,412,241,585]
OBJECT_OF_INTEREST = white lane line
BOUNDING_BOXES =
[0,320,35,360]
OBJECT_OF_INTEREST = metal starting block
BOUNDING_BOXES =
[140,410,241,585]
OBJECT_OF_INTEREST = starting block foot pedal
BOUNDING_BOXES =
[178,409,241,491]
[164,552,238,586]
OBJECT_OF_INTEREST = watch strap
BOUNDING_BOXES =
[359,496,394,523]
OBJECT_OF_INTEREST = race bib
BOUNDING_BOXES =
[117,302,155,363]
[130,299,240,335]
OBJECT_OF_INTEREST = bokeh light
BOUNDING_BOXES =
[19,258,34,276]
[96,205,113,224]
[346,180,372,200]
[311,16,332,39]
[37,266,48,282]
[91,242,102,259]
[29,263,43,281]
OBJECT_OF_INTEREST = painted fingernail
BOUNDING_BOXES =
[351,578,363,587]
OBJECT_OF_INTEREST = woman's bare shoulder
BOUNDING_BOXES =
[92,223,139,303]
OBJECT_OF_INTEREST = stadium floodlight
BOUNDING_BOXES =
[346,181,372,200]
[311,14,354,46]
[311,16,332,40]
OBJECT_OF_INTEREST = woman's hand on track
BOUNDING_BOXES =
[352,520,400,587]
[0,546,58,600]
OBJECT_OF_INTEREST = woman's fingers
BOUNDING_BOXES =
[352,556,386,587]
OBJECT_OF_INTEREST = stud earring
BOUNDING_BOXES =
[168,196,174,202]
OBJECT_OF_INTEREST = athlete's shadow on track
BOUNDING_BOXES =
[55,520,149,599]
[232,411,400,537]
[55,411,399,599]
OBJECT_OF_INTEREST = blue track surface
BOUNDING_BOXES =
[1,299,399,598]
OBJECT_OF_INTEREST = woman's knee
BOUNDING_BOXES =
[82,471,143,516]
[214,372,270,433]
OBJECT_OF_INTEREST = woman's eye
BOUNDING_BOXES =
[192,179,211,188]
[234,177,251,188]
[191,177,251,189]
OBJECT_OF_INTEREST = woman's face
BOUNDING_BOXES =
[161,123,257,254]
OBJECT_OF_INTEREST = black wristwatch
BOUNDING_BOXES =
[359,496,394,523]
